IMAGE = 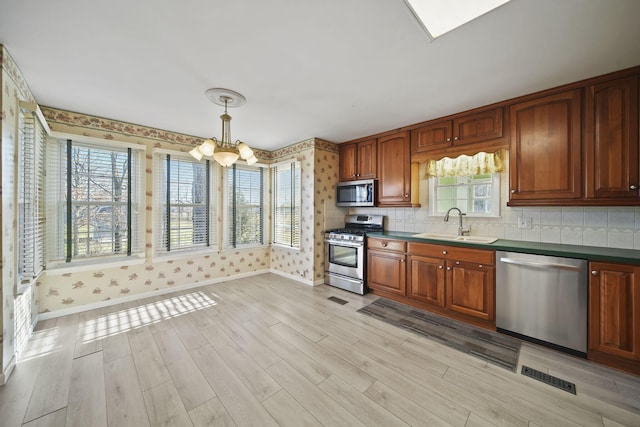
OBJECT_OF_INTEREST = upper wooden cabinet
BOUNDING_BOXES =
[584,75,640,201]
[377,131,416,206]
[588,262,640,375]
[411,107,505,160]
[339,138,377,181]
[508,89,583,205]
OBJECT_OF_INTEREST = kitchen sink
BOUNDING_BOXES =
[411,232,498,244]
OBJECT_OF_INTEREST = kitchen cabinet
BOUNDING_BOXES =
[377,131,418,206]
[508,89,582,205]
[408,242,495,323]
[588,262,640,375]
[407,254,445,308]
[339,138,377,182]
[584,75,639,202]
[367,238,407,296]
[411,107,504,155]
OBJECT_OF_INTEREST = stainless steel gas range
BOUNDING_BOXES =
[324,214,384,295]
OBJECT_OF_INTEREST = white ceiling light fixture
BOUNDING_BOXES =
[189,88,258,167]
[404,0,510,39]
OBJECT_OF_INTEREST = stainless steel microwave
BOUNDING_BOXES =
[336,179,376,207]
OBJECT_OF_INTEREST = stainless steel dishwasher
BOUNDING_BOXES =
[496,251,588,357]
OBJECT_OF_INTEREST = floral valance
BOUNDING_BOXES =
[426,150,504,177]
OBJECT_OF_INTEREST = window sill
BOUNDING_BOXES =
[46,254,145,276]
[271,243,301,253]
[152,247,220,263]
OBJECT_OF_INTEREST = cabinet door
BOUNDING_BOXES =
[356,138,377,180]
[453,108,504,146]
[410,120,453,153]
[446,261,495,321]
[367,250,406,295]
[585,76,639,200]
[408,255,446,307]
[508,89,582,204]
[589,262,640,364]
[339,142,358,181]
[378,131,411,206]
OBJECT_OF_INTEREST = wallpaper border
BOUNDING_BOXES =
[0,45,36,104]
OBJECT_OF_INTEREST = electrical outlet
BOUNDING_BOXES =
[518,216,533,229]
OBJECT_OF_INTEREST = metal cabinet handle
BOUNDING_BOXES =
[455,261,460,265]
[631,184,638,190]
[446,137,451,142]
[381,242,388,247]
[479,264,483,268]
[442,250,447,255]
[446,267,451,271]
[454,136,459,141]
[591,270,598,276]
[400,259,405,263]
[511,189,516,194]
[438,265,443,269]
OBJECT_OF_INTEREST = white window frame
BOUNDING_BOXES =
[46,133,145,270]
[428,172,500,217]
[271,159,301,250]
[153,149,218,256]
[16,101,49,293]
[223,162,268,250]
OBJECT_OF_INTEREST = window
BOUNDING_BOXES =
[18,106,47,285]
[272,160,301,248]
[50,139,143,262]
[155,153,216,252]
[429,173,500,217]
[224,163,265,248]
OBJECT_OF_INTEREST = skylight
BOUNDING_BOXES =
[405,0,510,39]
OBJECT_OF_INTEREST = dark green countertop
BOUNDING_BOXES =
[367,231,640,266]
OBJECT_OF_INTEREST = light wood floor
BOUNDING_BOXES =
[1,273,639,427]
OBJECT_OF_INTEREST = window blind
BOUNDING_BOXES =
[54,139,143,261]
[272,160,301,248]
[18,108,47,283]
[225,164,264,248]
[155,154,215,252]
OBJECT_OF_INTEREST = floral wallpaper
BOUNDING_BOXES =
[37,107,275,314]
[269,138,342,284]
[1,45,38,376]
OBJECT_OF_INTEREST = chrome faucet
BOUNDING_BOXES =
[444,207,470,236]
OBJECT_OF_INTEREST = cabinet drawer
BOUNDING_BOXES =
[368,238,407,252]
[409,242,494,264]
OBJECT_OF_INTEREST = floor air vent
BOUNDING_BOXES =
[327,296,348,305]
[521,365,576,395]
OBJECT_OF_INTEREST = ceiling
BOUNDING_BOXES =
[1,0,639,151]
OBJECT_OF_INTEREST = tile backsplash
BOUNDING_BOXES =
[351,167,640,250]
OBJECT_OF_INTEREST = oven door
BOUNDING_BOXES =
[325,239,364,280]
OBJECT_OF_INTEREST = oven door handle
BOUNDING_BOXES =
[325,240,364,248]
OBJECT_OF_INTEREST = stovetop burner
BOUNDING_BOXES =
[325,214,384,242]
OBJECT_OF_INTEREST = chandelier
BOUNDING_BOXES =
[189,88,257,167]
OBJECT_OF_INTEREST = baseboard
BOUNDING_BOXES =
[37,269,271,321]
[269,268,315,286]
[0,355,16,386]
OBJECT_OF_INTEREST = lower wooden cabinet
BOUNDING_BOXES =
[588,261,640,374]
[367,238,407,296]
[408,243,495,323]
[447,260,495,321]
[368,238,496,326]
[407,255,445,307]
